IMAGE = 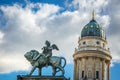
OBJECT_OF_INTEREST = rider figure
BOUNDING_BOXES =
[32,41,52,61]
[31,40,59,67]
[41,40,59,67]
[42,40,53,67]
[42,40,52,58]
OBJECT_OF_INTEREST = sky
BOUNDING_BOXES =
[0,0,120,80]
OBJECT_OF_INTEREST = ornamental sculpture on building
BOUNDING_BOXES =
[24,40,66,76]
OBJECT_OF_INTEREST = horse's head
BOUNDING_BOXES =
[24,50,39,63]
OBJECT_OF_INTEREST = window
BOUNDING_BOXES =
[91,25,93,28]
[82,71,84,78]
[96,41,100,45]
[83,41,86,45]
[96,25,99,28]
[96,71,99,79]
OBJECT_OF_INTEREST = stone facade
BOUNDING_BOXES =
[73,37,112,80]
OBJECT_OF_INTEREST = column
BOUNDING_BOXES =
[102,59,106,80]
[93,57,95,79]
[85,57,86,77]
[77,59,80,80]
[76,59,79,80]
[107,61,110,80]
[79,58,81,79]
[74,59,76,80]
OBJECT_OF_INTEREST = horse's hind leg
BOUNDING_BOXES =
[29,66,36,75]
[58,66,64,76]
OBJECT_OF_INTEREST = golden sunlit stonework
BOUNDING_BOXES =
[73,11,112,80]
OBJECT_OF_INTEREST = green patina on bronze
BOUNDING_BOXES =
[81,11,106,39]
[24,40,66,77]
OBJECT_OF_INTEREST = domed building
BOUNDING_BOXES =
[73,11,112,80]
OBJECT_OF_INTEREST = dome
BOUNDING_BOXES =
[81,11,106,39]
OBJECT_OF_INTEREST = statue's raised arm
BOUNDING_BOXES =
[52,44,59,50]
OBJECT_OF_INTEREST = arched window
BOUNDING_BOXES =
[82,71,84,78]
[83,41,86,45]
[96,41,100,45]
[96,71,99,79]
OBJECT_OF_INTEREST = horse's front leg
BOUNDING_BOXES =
[52,67,56,76]
[38,67,42,76]
[29,66,36,76]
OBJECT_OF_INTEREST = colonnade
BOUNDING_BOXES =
[74,57,111,80]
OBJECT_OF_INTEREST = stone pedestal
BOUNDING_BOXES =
[17,75,70,80]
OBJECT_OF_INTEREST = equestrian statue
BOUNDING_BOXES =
[24,40,66,76]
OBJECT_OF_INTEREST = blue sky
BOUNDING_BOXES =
[0,0,120,80]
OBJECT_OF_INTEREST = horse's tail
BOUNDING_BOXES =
[56,57,66,72]
[60,57,66,68]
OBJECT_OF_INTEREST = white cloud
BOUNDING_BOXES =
[97,15,110,28]
[73,0,108,12]
[0,53,30,73]
[0,3,61,73]
[105,0,120,66]
[108,35,120,64]
[0,0,112,73]
[0,31,4,43]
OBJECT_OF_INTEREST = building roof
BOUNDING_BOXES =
[81,11,106,39]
